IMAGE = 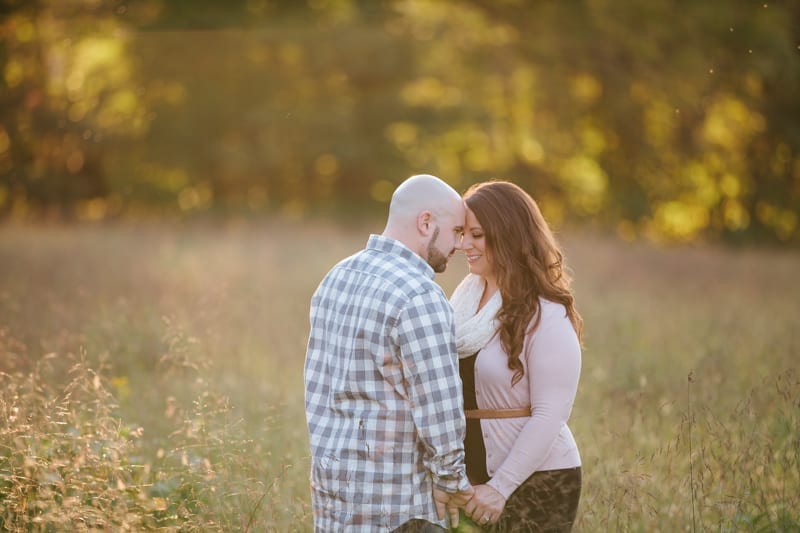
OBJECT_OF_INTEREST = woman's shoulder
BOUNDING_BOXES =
[525,298,576,338]
[535,298,569,323]
[524,298,581,358]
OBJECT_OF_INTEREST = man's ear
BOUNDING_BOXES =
[417,211,433,237]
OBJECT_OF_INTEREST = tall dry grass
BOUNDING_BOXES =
[0,220,798,531]
[565,235,799,531]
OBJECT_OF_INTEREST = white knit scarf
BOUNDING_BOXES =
[450,274,502,359]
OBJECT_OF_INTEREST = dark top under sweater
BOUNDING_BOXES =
[459,352,490,484]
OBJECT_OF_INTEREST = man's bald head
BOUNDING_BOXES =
[383,174,465,271]
[387,174,463,224]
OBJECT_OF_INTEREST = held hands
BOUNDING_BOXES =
[464,484,507,526]
[433,485,474,527]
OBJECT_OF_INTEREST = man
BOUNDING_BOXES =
[304,174,474,531]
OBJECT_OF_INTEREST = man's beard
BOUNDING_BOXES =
[426,226,451,273]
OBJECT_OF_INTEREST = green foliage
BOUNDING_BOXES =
[1,1,799,244]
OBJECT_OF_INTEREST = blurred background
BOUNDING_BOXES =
[2,0,798,244]
[2,1,800,530]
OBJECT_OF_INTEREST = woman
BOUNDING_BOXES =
[451,181,583,531]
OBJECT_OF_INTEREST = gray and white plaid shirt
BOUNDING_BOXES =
[304,234,469,531]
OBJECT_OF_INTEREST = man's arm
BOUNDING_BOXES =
[396,291,471,493]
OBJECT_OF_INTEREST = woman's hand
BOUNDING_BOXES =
[464,484,506,526]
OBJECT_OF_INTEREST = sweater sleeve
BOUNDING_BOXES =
[487,306,582,499]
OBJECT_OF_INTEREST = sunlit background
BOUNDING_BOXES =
[2,0,798,243]
[1,1,799,531]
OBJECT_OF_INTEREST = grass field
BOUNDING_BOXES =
[1,219,798,531]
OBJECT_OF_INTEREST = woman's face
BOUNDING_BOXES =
[462,207,495,281]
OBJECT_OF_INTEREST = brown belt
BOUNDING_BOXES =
[464,407,531,419]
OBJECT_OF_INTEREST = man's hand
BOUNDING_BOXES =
[464,484,506,526]
[433,485,475,527]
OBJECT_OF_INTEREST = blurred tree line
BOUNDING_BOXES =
[1,0,798,244]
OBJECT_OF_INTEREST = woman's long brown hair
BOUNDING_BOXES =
[464,181,583,386]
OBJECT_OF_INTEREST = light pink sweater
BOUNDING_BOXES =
[474,298,582,500]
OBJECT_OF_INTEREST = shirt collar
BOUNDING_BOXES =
[367,234,434,279]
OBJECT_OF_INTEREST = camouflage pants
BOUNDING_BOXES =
[475,467,582,533]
